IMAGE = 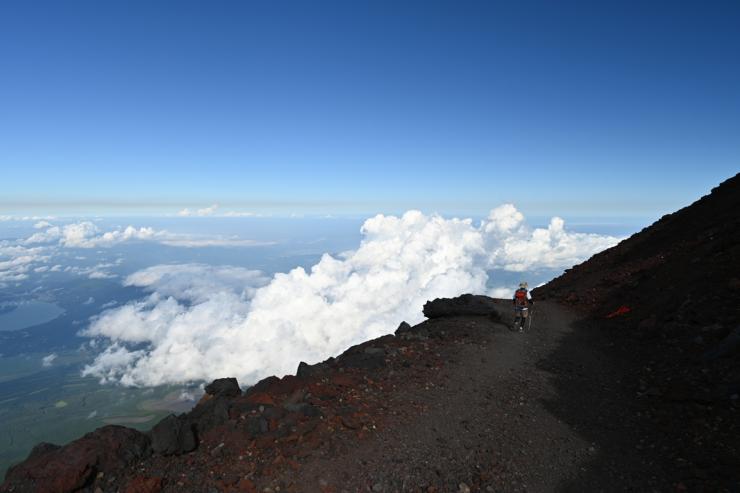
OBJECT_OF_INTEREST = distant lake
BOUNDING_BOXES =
[0,301,65,331]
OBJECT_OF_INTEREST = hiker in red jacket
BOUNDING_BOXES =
[513,282,533,332]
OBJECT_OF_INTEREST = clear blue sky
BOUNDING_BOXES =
[1,0,738,217]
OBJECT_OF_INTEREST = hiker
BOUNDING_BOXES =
[513,282,534,331]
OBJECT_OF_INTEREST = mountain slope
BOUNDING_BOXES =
[535,172,740,328]
[533,172,740,490]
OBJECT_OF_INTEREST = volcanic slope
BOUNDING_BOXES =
[532,172,740,490]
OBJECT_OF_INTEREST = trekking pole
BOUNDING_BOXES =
[527,310,533,331]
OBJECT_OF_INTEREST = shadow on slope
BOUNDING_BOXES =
[534,173,740,491]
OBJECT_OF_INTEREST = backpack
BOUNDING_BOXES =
[514,289,529,306]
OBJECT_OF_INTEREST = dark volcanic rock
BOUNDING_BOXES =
[338,350,386,370]
[336,340,390,370]
[296,360,331,378]
[189,395,231,434]
[204,377,241,397]
[150,383,235,457]
[248,375,281,394]
[703,326,740,360]
[394,321,413,335]
[150,415,197,456]
[423,294,501,319]
[3,426,150,493]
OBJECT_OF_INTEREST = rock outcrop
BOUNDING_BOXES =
[2,426,150,493]
[423,294,500,319]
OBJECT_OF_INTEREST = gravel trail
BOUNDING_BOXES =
[275,300,654,492]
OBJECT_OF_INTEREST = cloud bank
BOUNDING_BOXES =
[23,221,270,249]
[176,205,260,218]
[177,204,220,217]
[0,215,56,222]
[0,218,272,286]
[0,244,50,284]
[24,222,160,248]
[81,205,621,387]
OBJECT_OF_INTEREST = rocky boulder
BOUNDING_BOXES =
[150,414,197,456]
[296,360,332,378]
[204,377,241,397]
[151,378,241,456]
[423,294,501,320]
[2,426,150,493]
[335,336,393,370]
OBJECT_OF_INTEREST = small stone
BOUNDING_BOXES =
[341,415,361,430]
[458,483,471,493]
[372,483,383,492]
[237,479,256,492]
[210,442,225,457]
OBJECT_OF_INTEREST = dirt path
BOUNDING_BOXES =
[271,300,663,492]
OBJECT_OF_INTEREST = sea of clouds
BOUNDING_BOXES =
[77,205,620,387]
[0,219,273,285]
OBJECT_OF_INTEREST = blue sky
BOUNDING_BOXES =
[1,0,738,218]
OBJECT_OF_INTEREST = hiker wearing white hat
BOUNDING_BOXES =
[512,282,533,332]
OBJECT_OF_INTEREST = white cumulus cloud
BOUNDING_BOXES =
[483,205,619,272]
[24,222,159,248]
[0,244,50,284]
[81,206,621,387]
